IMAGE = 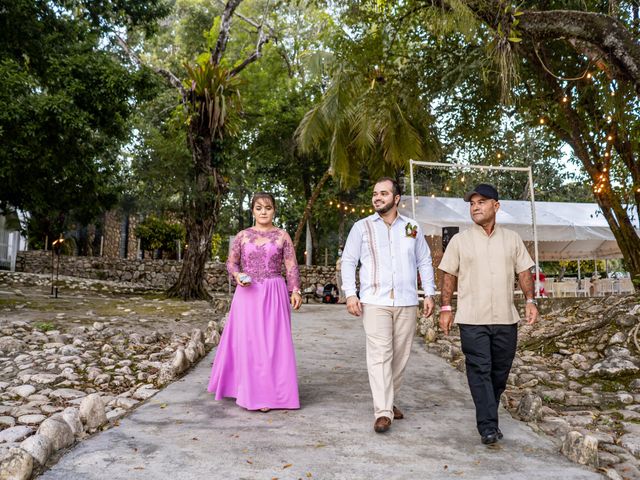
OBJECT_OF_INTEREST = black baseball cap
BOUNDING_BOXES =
[464,183,499,202]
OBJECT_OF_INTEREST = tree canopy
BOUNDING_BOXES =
[0,0,169,239]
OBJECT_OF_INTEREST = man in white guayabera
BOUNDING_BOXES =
[341,177,436,433]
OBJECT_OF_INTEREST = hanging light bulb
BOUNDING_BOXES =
[562,95,568,103]
[604,152,609,158]
[496,152,502,159]
[603,167,608,172]
[361,208,365,213]
[607,135,613,141]
[586,72,592,79]
[445,186,450,192]
[539,118,545,125]
[329,200,333,206]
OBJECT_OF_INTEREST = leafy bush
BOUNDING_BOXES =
[135,216,186,255]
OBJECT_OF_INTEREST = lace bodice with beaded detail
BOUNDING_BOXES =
[226,227,300,291]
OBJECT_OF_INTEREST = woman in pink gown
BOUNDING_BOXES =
[208,192,303,411]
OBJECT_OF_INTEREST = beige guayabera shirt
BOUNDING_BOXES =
[438,224,534,325]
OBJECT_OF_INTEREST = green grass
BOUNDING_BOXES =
[34,321,56,332]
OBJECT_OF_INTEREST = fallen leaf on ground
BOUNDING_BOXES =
[283,464,292,469]
[246,460,253,464]
[160,403,168,409]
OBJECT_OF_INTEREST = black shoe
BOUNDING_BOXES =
[481,431,498,445]
[496,428,503,440]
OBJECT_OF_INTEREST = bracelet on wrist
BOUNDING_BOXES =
[440,305,452,312]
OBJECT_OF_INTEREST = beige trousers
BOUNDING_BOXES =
[362,304,417,421]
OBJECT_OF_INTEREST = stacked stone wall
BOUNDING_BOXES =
[16,251,338,292]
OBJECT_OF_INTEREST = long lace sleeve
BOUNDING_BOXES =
[282,231,300,291]
[226,232,242,278]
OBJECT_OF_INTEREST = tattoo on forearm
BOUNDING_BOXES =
[519,271,535,299]
[440,272,457,305]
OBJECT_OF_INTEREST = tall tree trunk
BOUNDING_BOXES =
[338,214,346,248]
[310,220,319,264]
[168,137,227,300]
[293,168,332,249]
[237,188,245,231]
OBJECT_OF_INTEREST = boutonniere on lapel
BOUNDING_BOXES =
[405,222,418,238]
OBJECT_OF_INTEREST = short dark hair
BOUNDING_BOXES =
[374,177,401,197]
[250,192,276,210]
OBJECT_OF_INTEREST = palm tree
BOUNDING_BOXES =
[296,64,441,189]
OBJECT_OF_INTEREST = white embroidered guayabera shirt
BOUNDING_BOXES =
[341,213,436,307]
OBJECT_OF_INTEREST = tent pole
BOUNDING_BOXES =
[410,160,416,220]
[578,259,581,282]
[528,167,540,298]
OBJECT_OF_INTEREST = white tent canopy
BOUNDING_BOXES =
[399,196,640,261]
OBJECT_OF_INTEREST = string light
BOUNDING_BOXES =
[445,186,450,192]
[607,135,613,141]
[586,72,592,79]
[496,152,502,159]
[607,116,612,122]
[562,95,569,103]
[329,201,333,205]
[539,118,546,125]
[604,152,609,157]
[401,203,406,208]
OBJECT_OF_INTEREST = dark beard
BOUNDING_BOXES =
[374,200,394,215]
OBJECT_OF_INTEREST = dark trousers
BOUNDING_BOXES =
[459,324,518,436]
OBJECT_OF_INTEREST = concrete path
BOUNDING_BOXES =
[40,304,602,480]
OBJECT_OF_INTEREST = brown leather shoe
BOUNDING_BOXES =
[393,406,404,420]
[374,416,392,433]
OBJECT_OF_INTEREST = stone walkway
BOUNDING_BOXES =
[39,305,602,479]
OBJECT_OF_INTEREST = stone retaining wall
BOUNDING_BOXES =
[15,251,337,292]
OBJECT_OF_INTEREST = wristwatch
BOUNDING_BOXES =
[525,299,538,305]
[292,289,302,295]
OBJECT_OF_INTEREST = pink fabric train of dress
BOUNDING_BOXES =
[207,227,301,410]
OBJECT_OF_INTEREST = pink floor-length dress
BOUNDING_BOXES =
[207,227,301,410]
